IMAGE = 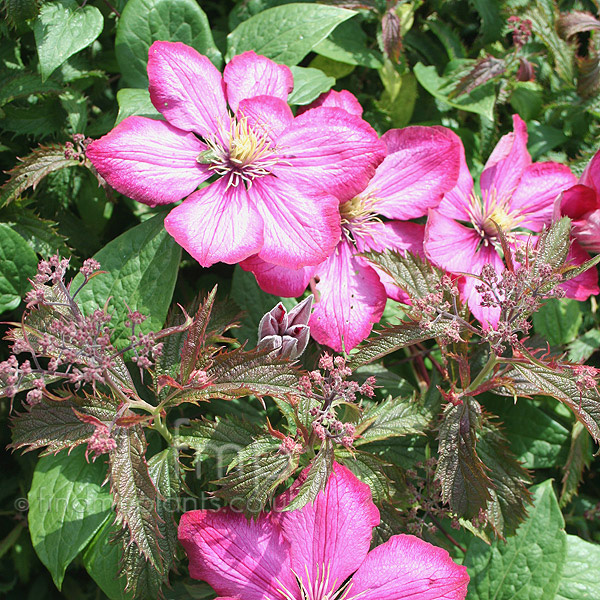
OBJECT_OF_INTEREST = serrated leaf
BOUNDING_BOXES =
[11,397,117,455]
[215,452,299,514]
[464,480,567,600]
[354,364,414,399]
[202,347,302,401]
[287,66,335,105]
[282,441,334,511]
[534,217,571,276]
[568,329,600,362]
[338,450,390,502]
[413,62,496,120]
[226,3,356,65]
[0,223,39,313]
[355,396,430,444]
[477,424,532,537]
[313,17,383,68]
[28,446,112,589]
[0,144,81,207]
[468,0,503,43]
[532,298,582,346]
[560,421,592,507]
[0,98,65,138]
[0,72,61,107]
[115,88,162,125]
[511,360,600,442]
[436,400,492,520]
[108,426,161,569]
[555,535,600,600]
[71,213,181,350]
[5,0,39,27]
[32,0,104,81]
[115,0,222,89]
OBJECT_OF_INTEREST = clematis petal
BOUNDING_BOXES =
[571,209,600,253]
[346,534,469,600]
[148,41,228,138]
[480,114,531,200]
[560,184,598,220]
[240,255,316,297]
[178,509,296,600]
[560,241,599,301]
[249,177,341,269]
[309,240,387,352]
[364,126,461,220]
[224,51,294,113]
[238,96,294,142]
[424,210,503,327]
[435,131,475,221]
[510,162,576,231]
[278,462,380,600]
[580,149,600,192]
[297,89,363,116]
[164,178,263,267]
[274,107,386,202]
[357,221,425,302]
[86,116,210,206]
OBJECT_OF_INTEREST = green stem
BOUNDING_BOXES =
[152,413,173,444]
[467,352,498,392]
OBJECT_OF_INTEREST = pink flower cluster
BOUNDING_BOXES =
[88,42,599,352]
[178,462,469,599]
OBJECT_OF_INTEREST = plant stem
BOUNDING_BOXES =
[152,413,173,444]
[467,352,497,392]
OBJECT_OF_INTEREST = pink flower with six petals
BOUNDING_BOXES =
[87,43,385,270]
[178,462,469,600]
[240,92,462,352]
[425,114,598,327]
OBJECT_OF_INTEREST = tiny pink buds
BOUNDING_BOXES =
[257,295,313,359]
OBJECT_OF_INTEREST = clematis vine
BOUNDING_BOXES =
[178,462,469,600]
[241,91,462,352]
[87,43,385,270]
[557,148,600,252]
[425,114,598,327]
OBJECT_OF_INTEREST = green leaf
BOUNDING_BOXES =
[313,18,383,68]
[556,535,600,600]
[115,0,222,88]
[287,66,335,105]
[533,298,583,346]
[0,223,38,313]
[464,480,567,600]
[32,0,104,81]
[354,364,414,399]
[436,400,492,520]
[568,329,600,362]
[115,88,161,125]
[283,441,334,511]
[71,213,181,349]
[230,265,295,347]
[510,82,544,121]
[483,397,569,469]
[27,446,112,589]
[413,62,496,120]
[560,421,592,507]
[468,0,503,43]
[534,218,571,277]
[215,451,299,514]
[226,3,356,65]
[0,144,81,208]
[339,450,390,502]
[0,72,61,107]
[0,100,65,138]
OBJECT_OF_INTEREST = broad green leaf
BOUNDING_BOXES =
[510,82,543,121]
[283,441,334,511]
[413,62,496,120]
[436,400,492,519]
[313,18,383,68]
[115,0,222,88]
[354,364,414,399]
[0,223,38,313]
[568,329,600,362]
[32,0,104,81]
[115,88,161,125]
[28,446,112,589]
[288,66,335,105]
[556,535,600,600]
[230,265,295,346]
[72,213,181,349]
[533,298,582,346]
[0,72,61,107]
[59,89,88,134]
[484,397,569,469]
[339,450,390,502]
[464,480,567,600]
[0,143,81,207]
[226,3,355,65]
[560,421,592,507]
[527,122,568,161]
[468,0,503,43]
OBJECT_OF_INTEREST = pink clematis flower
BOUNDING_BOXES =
[425,114,598,327]
[87,43,385,269]
[240,91,462,352]
[558,149,600,252]
[178,462,469,600]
